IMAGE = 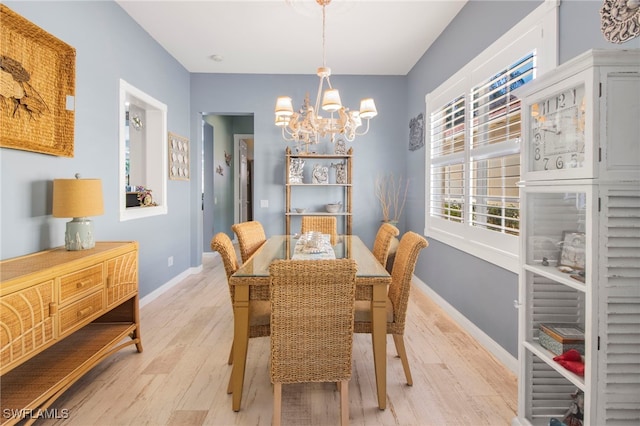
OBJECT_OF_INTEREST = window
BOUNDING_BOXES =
[425,0,558,272]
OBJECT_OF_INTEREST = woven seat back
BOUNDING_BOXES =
[269,259,357,384]
[210,232,239,301]
[232,221,267,263]
[388,232,428,331]
[372,222,399,267]
[301,216,338,245]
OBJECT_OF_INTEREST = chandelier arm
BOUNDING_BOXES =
[354,118,372,136]
[281,127,295,142]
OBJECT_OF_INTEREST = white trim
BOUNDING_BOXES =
[413,275,519,374]
[139,264,204,308]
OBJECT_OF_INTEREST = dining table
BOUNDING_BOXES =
[228,234,391,412]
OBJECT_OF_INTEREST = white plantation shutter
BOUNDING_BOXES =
[469,53,533,235]
[430,95,465,223]
[598,188,640,424]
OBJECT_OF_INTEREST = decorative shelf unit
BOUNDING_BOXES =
[514,49,640,426]
[0,242,142,425]
[284,146,353,237]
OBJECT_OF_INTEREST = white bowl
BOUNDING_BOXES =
[295,208,306,213]
[325,203,341,213]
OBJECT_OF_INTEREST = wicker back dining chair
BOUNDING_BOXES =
[231,220,267,263]
[372,222,399,269]
[354,231,428,386]
[300,216,338,245]
[210,232,270,392]
[269,259,358,426]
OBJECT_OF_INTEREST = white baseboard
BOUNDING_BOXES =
[139,264,204,308]
[412,276,518,374]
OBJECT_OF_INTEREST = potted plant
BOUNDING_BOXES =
[375,174,409,224]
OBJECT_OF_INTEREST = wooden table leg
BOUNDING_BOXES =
[371,282,387,410]
[231,284,250,412]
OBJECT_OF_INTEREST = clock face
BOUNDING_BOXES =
[530,84,586,171]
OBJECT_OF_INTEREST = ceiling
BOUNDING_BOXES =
[115,0,467,76]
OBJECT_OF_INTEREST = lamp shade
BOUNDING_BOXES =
[359,98,378,119]
[275,96,294,117]
[321,89,342,112]
[53,178,104,218]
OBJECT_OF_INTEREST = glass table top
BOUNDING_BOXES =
[233,235,389,278]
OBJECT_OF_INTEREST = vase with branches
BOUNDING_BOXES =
[375,174,409,223]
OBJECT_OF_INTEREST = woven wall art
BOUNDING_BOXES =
[0,5,76,157]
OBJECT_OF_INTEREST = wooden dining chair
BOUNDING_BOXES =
[210,232,270,392]
[300,216,338,245]
[354,231,428,386]
[372,222,399,269]
[231,220,267,263]
[269,259,358,426]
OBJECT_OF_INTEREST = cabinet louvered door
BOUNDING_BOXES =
[518,184,595,425]
[597,187,640,425]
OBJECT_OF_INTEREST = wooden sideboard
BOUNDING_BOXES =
[0,241,142,425]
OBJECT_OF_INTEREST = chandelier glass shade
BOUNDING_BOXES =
[274,0,377,147]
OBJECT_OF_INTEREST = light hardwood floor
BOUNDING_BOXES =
[42,253,517,425]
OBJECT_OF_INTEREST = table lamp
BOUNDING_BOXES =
[53,173,104,250]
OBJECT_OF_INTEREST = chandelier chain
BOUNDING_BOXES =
[322,3,326,68]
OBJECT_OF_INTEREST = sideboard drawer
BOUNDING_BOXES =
[59,290,104,335]
[0,280,56,373]
[59,264,104,304]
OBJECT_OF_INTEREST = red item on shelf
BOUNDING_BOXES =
[553,349,585,376]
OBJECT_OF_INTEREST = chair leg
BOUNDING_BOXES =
[273,382,282,426]
[228,341,234,365]
[340,380,349,426]
[393,334,413,386]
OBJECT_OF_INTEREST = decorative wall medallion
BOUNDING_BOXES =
[600,0,640,44]
[168,132,189,181]
[225,150,232,166]
[216,165,224,176]
[409,113,425,151]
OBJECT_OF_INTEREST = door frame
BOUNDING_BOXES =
[233,134,253,225]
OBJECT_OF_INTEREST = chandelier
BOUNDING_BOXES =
[274,0,377,149]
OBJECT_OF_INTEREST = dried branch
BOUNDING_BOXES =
[375,174,409,222]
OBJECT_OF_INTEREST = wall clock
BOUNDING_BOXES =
[529,84,586,172]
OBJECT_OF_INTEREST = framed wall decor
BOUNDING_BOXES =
[168,132,189,181]
[0,5,76,157]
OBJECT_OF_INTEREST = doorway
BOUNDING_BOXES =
[201,114,254,252]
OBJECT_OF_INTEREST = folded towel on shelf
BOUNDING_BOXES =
[553,349,585,376]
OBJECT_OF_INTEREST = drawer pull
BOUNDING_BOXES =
[76,280,91,289]
[77,307,93,318]
[106,276,113,288]
[49,302,58,316]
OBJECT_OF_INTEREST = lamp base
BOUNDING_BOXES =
[65,218,95,250]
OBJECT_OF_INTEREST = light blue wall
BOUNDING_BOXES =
[2,0,635,358]
[1,1,192,298]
